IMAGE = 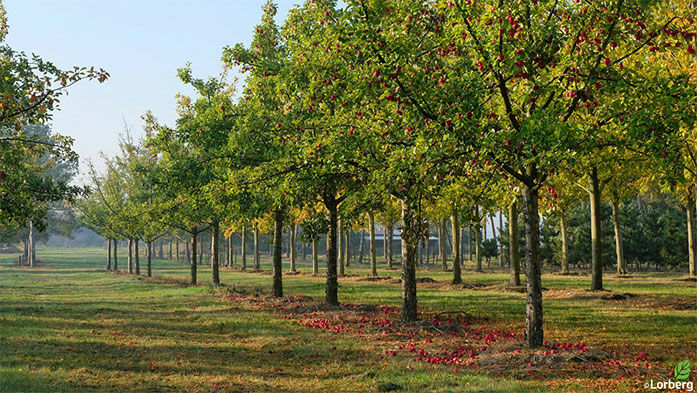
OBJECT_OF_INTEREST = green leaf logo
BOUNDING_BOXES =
[674,360,691,380]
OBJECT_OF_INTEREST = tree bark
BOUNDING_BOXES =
[523,174,543,348]
[146,240,152,278]
[509,201,520,286]
[560,215,569,274]
[185,242,191,265]
[253,223,260,270]
[490,215,499,266]
[190,226,198,285]
[211,221,220,285]
[369,211,377,277]
[387,224,394,269]
[326,199,339,305]
[272,209,284,297]
[338,217,345,277]
[107,238,112,271]
[358,229,365,264]
[687,200,695,278]
[451,212,462,284]
[168,240,173,260]
[475,207,482,272]
[135,239,140,275]
[289,224,297,272]
[345,230,351,268]
[158,241,163,259]
[590,166,604,290]
[128,238,133,274]
[468,224,472,262]
[175,239,180,262]
[498,210,504,267]
[400,198,418,322]
[611,200,625,275]
[439,218,448,271]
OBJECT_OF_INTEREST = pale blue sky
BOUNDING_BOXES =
[4,0,294,179]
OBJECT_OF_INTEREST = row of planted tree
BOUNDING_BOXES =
[77,0,697,348]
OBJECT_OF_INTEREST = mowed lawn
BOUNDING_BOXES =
[0,247,695,392]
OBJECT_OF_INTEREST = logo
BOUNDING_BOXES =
[644,360,693,392]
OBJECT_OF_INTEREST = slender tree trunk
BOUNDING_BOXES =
[128,238,133,274]
[312,238,319,274]
[523,172,543,348]
[590,166,604,290]
[611,200,625,275]
[198,232,203,266]
[687,200,695,278]
[451,212,462,284]
[227,235,232,267]
[211,221,220,285]
[175,239,180,262]
[475,209,482,272]
[28,220,34,267]
[190,226,198,285]
[107,238,112,271]
[113,240,118,271]
[560,215,569,274]
[326,199,339,305]
[509,201,520,286]
[272,209,284,297]
[490,215,498,266]
[289,224,297,272]
[345,230,351,268]
[146,240,152,277]
[369,211,377,277]
[468,224,473,262]
[23,237,28,261]
[383,224,387,260]
[358,229,365,264]
[338,217,345,277]
[186,242,190,265]
[159,241,163,259]
[168,240,173,260]
[482,213,487,241]
[498,210,504,267]
[400,198,418,322]
[241,226,247,270]
[440,218,448,271]
[253,223,260,270]
[387,224,394,269]
[135,239,140,275]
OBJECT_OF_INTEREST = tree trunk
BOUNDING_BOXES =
[211,221,220,285]
[107,238,112,271]
[439,218,448,271]
[490,215,499,266]
[523,174,543,348]
[113,239,118,271]
[289,224,297,272]
[253,223,260,270]
[227,235,233,267]
[400,198,418,322]
[326,200,339,305]
[475,209,482,272]
[482,213,487,241]
[451,212,462,284]
[611,200,625,275]
[28,220,34,267]
[560,215,569,274]
[198,232,203,265]
[687,200,695,278]
[369,211,377,277]
[159,241,163,259]
[175,239,180,262]
[128,238,133,274]
[345,230,351,268]
[241,226,247,270]
[358,229,365,264]
[468,224,472,262]
[272,209,284,297]
[135,239,140,275]
[509,201,520,286]
[387,224,394,269]
[590,166,604,290]
[186,242,190,265]
[146,240,152,277]
[498,210,504,267]
[190,226,198,285]
[168,240,173,260]
[312,238,319,274]
[338,217,345,277]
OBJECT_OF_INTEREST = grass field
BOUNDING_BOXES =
[0,247,694,392]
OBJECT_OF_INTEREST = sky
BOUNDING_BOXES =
[4,0,294,181]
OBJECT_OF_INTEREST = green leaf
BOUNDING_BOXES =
[674,360,691,380]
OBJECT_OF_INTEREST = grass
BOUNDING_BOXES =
[0,247,694,392]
